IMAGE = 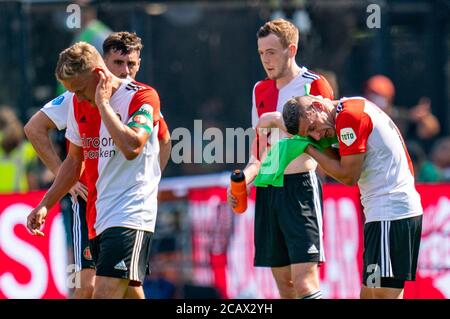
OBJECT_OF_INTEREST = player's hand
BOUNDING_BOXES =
[26,205,48,236]
[409,97,431,122]
[95,69,113,108]
[227,186,237,209]
[69,182,88,203]
[227,183,252,209]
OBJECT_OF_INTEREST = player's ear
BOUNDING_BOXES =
[288,43,297,58]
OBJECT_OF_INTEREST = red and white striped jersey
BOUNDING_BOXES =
[251,66,334,172]
[40,88,169,189]
[251,66,334,128]
[335,97,423,222]
[65,80,162,239]
[41,91,169,142]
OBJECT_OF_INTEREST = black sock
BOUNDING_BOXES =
[300,291,322,299]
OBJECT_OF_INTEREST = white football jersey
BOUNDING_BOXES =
[336,97,423,222]
[65,80,161,238]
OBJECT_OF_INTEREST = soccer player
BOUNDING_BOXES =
[24,32,170,299]
[227,19,334,299]
[27,42,162,299]
[282,95,423,299]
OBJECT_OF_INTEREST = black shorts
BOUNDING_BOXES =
[254,171,324,267]
[89,227,153,286]
[362,215,422,288]
[63,195,95,271]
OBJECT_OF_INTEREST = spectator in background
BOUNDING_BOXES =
[406,141,442,183]
[0,106,38,193]
[363,75,440,150]
[406,136,450,182]
[430,137,450,181]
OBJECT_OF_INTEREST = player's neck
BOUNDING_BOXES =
[275,64,301,90]
[110,76,123,96]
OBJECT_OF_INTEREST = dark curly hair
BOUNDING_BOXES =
[103,31,143,55]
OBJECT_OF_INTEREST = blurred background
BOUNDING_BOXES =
[0,0,450,299]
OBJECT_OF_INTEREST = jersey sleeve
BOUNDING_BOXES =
[310,75,334,100]
[40,91,73,130]
[336,109,373,156]
[64,100,82,147]
[127,88,161,135]
[158,116,169,140]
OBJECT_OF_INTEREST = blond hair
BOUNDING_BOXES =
[257,19,299,48]
[55,42,103,81]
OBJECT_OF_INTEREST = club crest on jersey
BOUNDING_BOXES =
[51,95,65,105]
[133,114,148,125]
[138,104,153,115]
[83,247,93,261]
[339,127,356,146]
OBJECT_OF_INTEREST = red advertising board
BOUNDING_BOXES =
[0,191,67,299]
[1,184,449,299]
[189,184,450,299]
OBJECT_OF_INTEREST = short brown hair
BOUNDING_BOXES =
[256,19,299,48]
[103,31,143,55]
[282,96,322,135]
[55,42,103,81]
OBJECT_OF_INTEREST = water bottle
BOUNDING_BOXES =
[230,169,248,214]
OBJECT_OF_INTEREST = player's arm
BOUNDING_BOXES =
[243,154,261,185]
[310,74,334,100]
[305,145,364,185]
[245,85,265,185]
[98,102,149,160]
[228,85,263,208]
[24,111,62,176]
[25,95,87,201]
[242,111,285,183]
[99,101,149,160]
[228,127,272,207]
[255,111,287,132]
[26,142,83,236]
[158,118,171,172]
[96,71,149,160]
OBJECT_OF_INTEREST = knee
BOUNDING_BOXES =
[92,286,111,299]
[292,270,320,297]
[72,286,94,299]
[277,277,294,291]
